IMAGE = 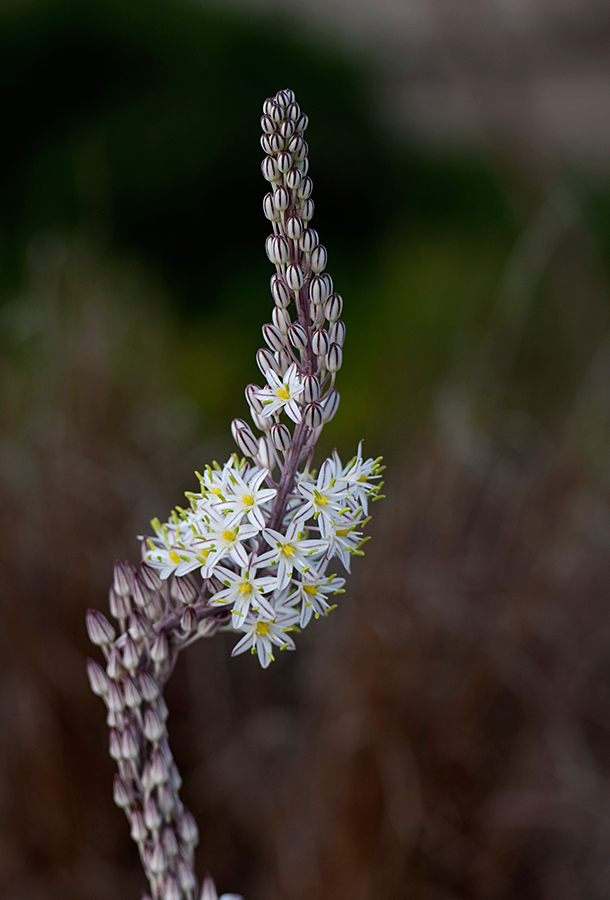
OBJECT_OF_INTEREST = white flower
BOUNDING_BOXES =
[210,561,277,628]
[288,569,346,628]
[196,509,260,572]
[297,458,349,538]
[258,520,327,587]
[333,442,383,514]
[255,363,304,423]
[143,517,204,579]
[322,515,364,572]
[231,598,299,668]
[219,465,276,530]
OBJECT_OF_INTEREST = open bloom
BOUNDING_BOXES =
[210,562,277,628]
[297,459,349,538]
[255,363,304,423]
[231,597,299,668]
[219,465,276,530]
[288,568,346,628]
[196,510,260,572]
[258,520,327,587]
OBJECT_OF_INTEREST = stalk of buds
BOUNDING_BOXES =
[87,89,384,900]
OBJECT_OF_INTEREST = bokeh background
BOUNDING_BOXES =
[2,1,610,898]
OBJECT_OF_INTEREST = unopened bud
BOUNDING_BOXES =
[300,198,315,221]
[269,132,284,153]
[181,607,198,633]
[150,632,168,664]
[113,774,133,809]
[140,563,162,591]
[163,875,180,900]
[86,609,115,646]
[288,134,306,161]
[285,264,303,291]
[132,574,151,609]
[233,422,259,458]
[325,292,343,321]
[262,324,286,353]
[276,349,291,373]
[273,186,289,211]
[86,659,109,696]
[157,784,175,819]
[162,825,179,859]
[271,423,291,452]
[113,560,133,597]
[286,100,300,120]
[286,167,303,191]
[144,796,162,833]
[326,343,342,372]
[246,383,265,414]
[296,112,309,132]
[170,574,197,605]
[322,389,340,422]
[272,306,291,334]
[279,119,295,140]
[130,809,147,842]
[178,809,199,845]
[143,707,164,742]
[252,410,271,433]
[176,856,196,892]
[263,192,280,222]
[299,228,318,253]
[309,275,329,306]
[276,89,291,108]
[312,328,329,357]
[121,727,139,760]
[302,374,320,403]
[297,176,313,200]
[200,875,219,900]
[257,436,273,469]
[285,214,302,240]
[129,609,148,640]
[109,728,123,760]
[257,349,281,378]
[123,635,140,671]
[329,320,346,346]
[288,323,307,350]
[107,680,124,712]
[260,114,275,134]
[109,586,130,620]
[107,648,122,680]
[261,156,279,182]
[151,749,169,786]
[123,675,142,708]
[260,133,273,154]
[271,274,290,308]
[139,670,159,702]
[276,151,291,174]
[148,841,166,875]
[310,244,327,274]
[304,402,324,429]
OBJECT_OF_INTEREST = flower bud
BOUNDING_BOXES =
[296,113,309,132]
[271,274,290,308]
[181,607,198,633]
[288,134,306,161]
[139,670,159,702]
[261,156,279,182]
[271,422,291,452]
[109,728,123,760]
[148,841,166,875]
[246,383,265,414]
[299,228,318,253]
[176,857,196,892]
[263,192,280,222]
[130,809,147,842]
[285,214,302,240]
[297,176,313,200]
[170,574,197,605]
[299,156,310,176]
[300,198,315,221]
[262,97,278,117]
[109,586,130,620]
[260,114,275,134]
[143,707,165,742]
[312,328,329,356]
[129,609,148,641]
[150,631,168,664]
[276,89,292,108]
[309,275,328,305]
[329,320,346,346]
[257,436,273,469]
[233,422,259,458]
[121,727,139,760]
[304,402,324,429]
[262,324,286,354]
[140,563,162,591]
[107,679,124,712]
[276,349,291,374]
[200,875,219,900]
[157,785,174,819]
[87,659,109,696]
[310,244,327,274]
[285,264,303,291]
[163,876,180,900]
[260,133,273,154]
[178,809,199,845]
[151,749,169,786]
[113,560,132,597]
[273,186,290,211]
[325,292,343,321]
[288,323,307,350]
[86,609,115,646]
[302,374,320,403]
[286,100,300,121]
[113,774,133,809]
[132,574,151,609]
[269,132,284,153]
[276,151,291,173]
[251,410,270,433]
[286,167,303,191]
[123,675,142,708]
[321,272,333,294]
[162,825,179,859]
[272,306,291,334]
[123,635,140,671]
[106,648,122,680]
[326,343,342,372]
[280,119,295,140]
[322,389,340,422]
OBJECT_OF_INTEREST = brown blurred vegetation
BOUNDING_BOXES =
[3,2,610,899]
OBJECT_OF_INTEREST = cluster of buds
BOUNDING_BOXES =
[88,90,383,899]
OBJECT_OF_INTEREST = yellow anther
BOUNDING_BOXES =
[276,387,290,400]
[169,550,180,564]
[242,494,254,506]
[255,622,270,636]
[222,529,236,542]
[239,582,253,595]
[282,544,295,557]
[303,585,318,596]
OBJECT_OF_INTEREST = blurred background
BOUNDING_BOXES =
[2,0,610,897]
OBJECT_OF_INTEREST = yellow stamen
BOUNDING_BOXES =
[242,494,254,506]
[255,622,270,636]
[282,544,295,557]
[169,550,180,564]
[239,583,253,595]
[276,387,290,400]
[222,529,236,542]
[303,585,318,596]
